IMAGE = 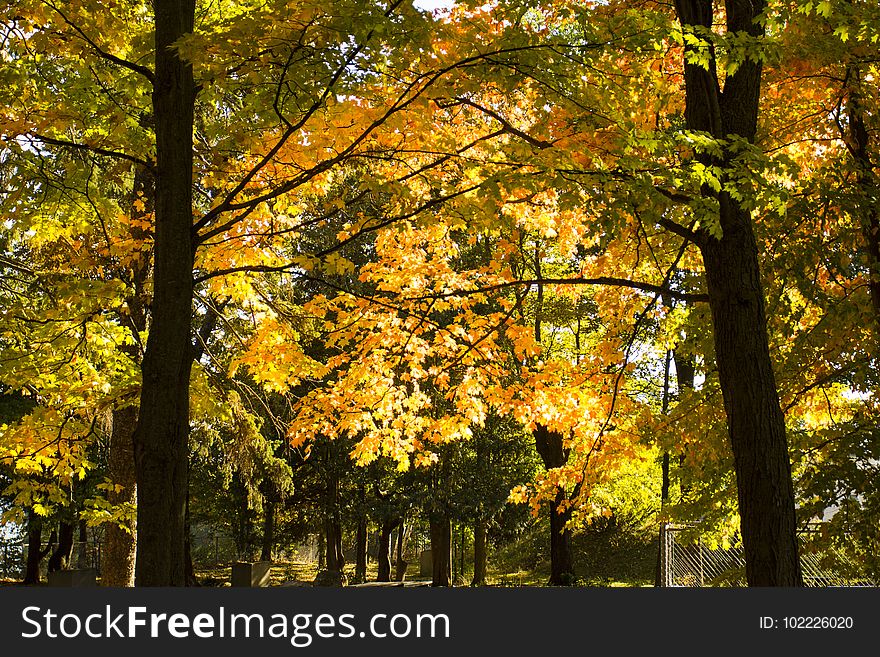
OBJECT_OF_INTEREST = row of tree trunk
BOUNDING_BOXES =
[56,0,863,588]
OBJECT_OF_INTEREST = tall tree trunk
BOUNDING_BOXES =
[429,512,451,587]
[260,498,276,562]
[534,424,576,585]
[471,517,488,586]
[674,0,802,586]
[133,0,196,586]
[655,349,673,587]
[104,404,138,586]
[377,517,400,582]
[47,521,75,573]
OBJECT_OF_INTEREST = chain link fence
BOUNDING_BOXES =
[658,523,877,587]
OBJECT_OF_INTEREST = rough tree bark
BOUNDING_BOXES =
[104,404,139,586]
[674,0,802,586]
[133,0,196,586]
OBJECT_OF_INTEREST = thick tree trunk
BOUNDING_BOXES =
[103,404,138,586]
[47,521,75,573]
[534,424,577,585]
[471,517,488,586]
[674,0,802,586]
[429,512,451,587]
[133,0,196,586]
[260,498,276,562]
[377,518,400,582]
[701,221,802,585]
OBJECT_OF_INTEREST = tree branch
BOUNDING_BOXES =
[406,277,708,303]
[43,0,155,84]
[24,132,152,168]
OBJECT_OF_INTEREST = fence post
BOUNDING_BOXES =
[698,536,705,587]
[659,523,669,587]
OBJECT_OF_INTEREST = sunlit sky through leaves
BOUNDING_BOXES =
[413,0,455,12]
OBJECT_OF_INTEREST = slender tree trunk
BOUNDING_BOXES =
[471,517,488,586]
[655,349,673,587]
[260,498,276,562]
[76,520,88,569]
[103,404,138,586]
[184,491,199,586]
[48,521,75,573]
[354,518,368,584]
[394,520,408,582]
[674,0,802,586]
[673,349,696,493]
[354,513,368,584]
[133,0,196,586]
[429,512,451,587]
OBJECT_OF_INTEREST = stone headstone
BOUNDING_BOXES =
[419,549,432,577]
[47,568,97,587]
[231,561,271,587]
